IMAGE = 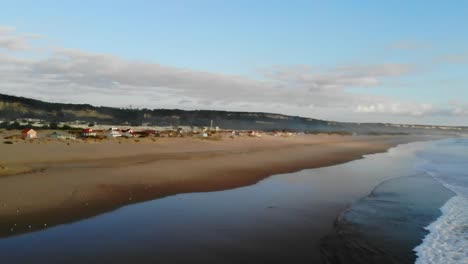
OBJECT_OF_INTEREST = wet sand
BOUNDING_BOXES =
[0,133,437,238]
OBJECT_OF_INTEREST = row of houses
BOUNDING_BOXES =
[20,128,183,140]
[78,128,267,139]
[21,129,77,140]
[82,128,159,139]
[102,128,138,138]
[19,127,286,141]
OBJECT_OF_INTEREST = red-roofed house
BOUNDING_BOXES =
[122,129,136,138]
[81,128,97,137]
[22,128,37,139]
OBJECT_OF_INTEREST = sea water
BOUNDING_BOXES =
[321,139,464,264]
[414,138,468,264]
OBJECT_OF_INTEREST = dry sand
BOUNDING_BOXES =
[0,132,437,237]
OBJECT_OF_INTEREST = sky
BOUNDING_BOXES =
[0,0,467,125]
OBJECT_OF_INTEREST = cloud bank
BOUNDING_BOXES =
[0,26,32,51]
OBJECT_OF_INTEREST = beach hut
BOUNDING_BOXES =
[22,128,37,139]
[107,130,122,138]
[81,128,97,137]
[122,129,135,138]
[49,132,76,140]
[48,132,66,139]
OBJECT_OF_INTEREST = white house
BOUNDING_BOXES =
[122,129,135,138]
[107,130,122,138]
[48,132,75,140]
[22,128,37,139]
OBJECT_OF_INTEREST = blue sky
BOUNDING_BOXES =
[0,0,467,125]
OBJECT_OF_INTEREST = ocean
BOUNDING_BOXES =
[413,139,468,264]
[322,138,468,264]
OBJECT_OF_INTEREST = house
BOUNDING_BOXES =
[48,132,75,140]
[122,129,135,138]
[139,130,158,137]
[272,131,283,136]
[107,130,122,138]
[160,130,177,137]
[81,128,97,137]
[248,131,262,137]
[22,128,37,139]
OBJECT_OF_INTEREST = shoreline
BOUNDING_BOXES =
[0,133,442,238]
[320,138,466,264]
[321,173,454,264]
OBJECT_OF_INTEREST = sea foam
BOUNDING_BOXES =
[414,139,468,264]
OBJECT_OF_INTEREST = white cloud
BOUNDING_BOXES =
[0,25,467,125]
[356,102,434,116]
[3,49,416,110]
[0,26,31,51]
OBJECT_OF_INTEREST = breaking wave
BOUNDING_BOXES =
[414,139,468,264]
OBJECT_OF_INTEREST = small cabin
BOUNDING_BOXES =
[122,129,135,138]
[248,130,262,137]
[22,128,37,139]
[48,132,75,140]
[107,130,122,138]
[81,128,97,138]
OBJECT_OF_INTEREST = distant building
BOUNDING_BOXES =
[22,128,37,139]
[48,132,75,140]
[81,128,97,137]
[122,129,135,138]
[107,130,122,138]
[140,130,158,137]
[248,131,262,137]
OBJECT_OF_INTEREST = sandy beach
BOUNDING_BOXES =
[0,132,437,238]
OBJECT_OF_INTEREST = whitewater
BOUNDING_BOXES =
[414,138,468,264]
